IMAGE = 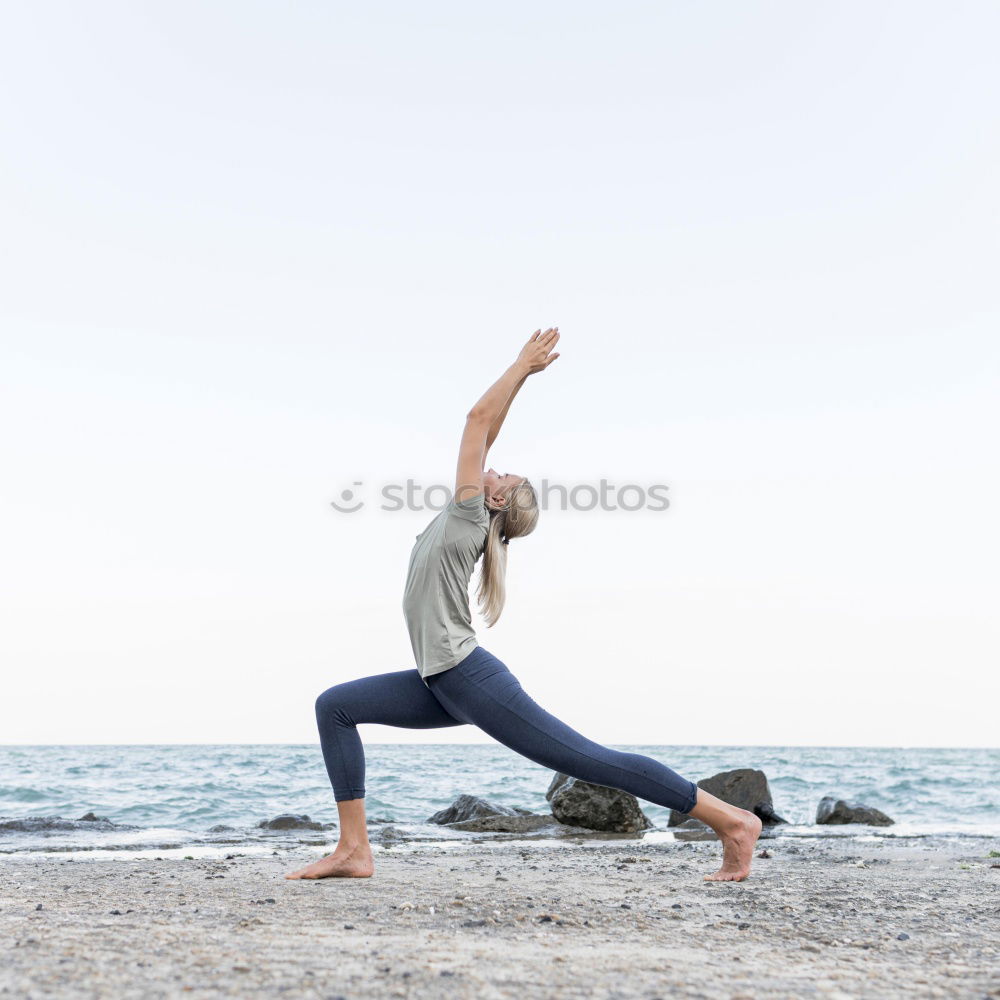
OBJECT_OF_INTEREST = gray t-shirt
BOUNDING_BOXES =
[402,493,490,683]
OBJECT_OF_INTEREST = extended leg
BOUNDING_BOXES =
[428,655,699,812]
[286,668,464,880]
[428,651,760,881]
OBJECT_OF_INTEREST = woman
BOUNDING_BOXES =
[286,328,762,883]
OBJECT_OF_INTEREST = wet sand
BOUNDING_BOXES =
[3,836,998,998]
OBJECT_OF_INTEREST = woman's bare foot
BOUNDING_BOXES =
[285,843,374,880]
[704,809,762,882]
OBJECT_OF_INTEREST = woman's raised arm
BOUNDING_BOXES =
[454,328,560,503]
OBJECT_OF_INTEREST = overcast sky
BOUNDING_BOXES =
[1,1,997,747]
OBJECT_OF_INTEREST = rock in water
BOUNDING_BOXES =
[444,814,565,834]
[667,768,788,827]
[545,774,653,833]
[426,794,530,825]
[1,815,129,833]
[816,796,894,826]
[257,814,324,831]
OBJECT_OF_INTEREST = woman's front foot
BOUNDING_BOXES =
[703,809,762,882]
[285,843,374,880]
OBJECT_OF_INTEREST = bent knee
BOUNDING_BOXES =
[315,684,351,723]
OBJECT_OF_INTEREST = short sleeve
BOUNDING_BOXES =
[448,493,488,524]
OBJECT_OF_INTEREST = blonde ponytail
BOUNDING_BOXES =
[476,480,539,627]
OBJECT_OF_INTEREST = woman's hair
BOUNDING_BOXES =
[476,479,539,628]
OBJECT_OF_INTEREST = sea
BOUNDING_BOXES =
[1,744,997,859]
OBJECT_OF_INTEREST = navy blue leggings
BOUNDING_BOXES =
[315,645,699,815]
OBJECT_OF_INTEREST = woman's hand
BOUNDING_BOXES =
[516,327,561,375]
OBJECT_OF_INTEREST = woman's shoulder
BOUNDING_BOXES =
[448,492,489,527]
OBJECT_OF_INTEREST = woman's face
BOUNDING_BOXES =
[484,467,525,506]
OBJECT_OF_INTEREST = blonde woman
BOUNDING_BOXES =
[287,329,762,883]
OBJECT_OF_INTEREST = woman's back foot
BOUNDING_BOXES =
[703,810,762,882]
[284,845,374,880]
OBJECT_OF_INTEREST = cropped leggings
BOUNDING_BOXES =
[315,645,699,815]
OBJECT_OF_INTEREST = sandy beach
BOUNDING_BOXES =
[3,835,998,999]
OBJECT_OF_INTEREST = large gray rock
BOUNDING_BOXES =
[545,773,653,833]
[668,768,788,827]
[426,795,531,825]
[816,796,894,826]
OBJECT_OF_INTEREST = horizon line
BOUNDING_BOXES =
[2,741,997,751]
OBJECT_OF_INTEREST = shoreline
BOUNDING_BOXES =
[3,836,998,998]
[3,820,999,863]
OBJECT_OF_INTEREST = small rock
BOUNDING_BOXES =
[257,814,323,831]
[816,797,894,827]
[897,932,910,941]
[427,794,528,825]
[442,814,561,834]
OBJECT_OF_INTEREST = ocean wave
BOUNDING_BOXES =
[2,744,997,855]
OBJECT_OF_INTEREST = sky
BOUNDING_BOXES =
[1,1,997,747]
